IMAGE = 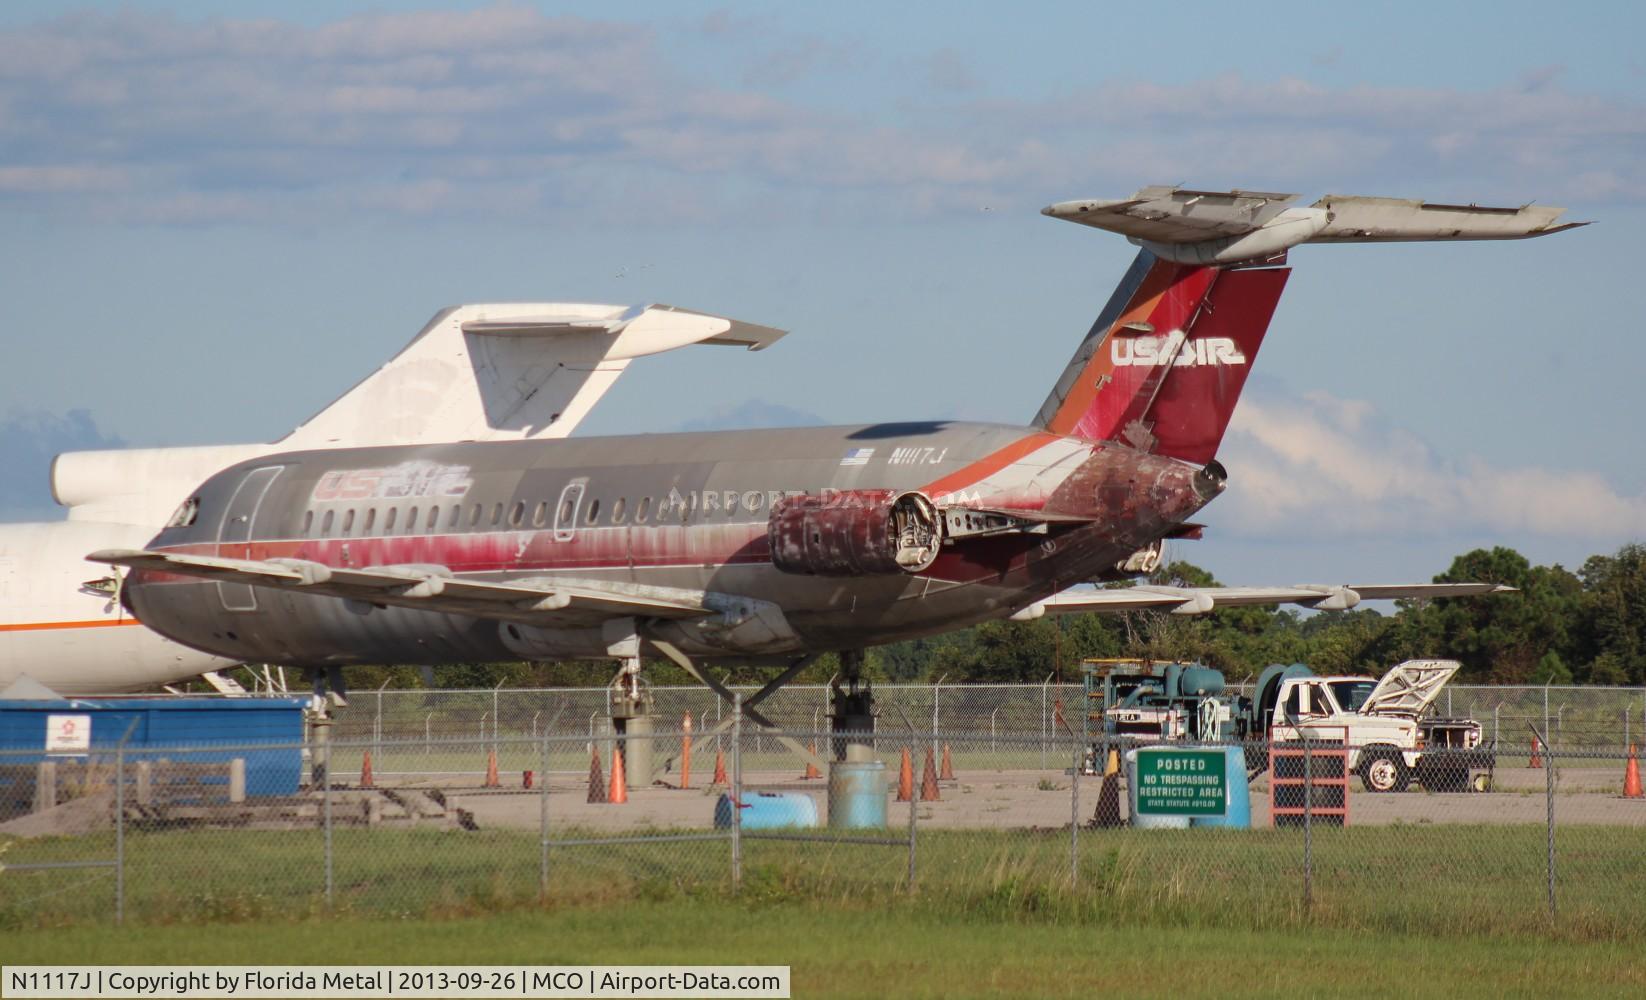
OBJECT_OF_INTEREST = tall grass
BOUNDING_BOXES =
[3,823,1642,942]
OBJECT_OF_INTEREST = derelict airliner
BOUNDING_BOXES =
[94,187,1582,736]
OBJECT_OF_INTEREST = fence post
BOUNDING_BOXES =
[931,675,946,764]
[1041,673,1053,770]
[323,743,333,907]
[114,742,125,926]
[731,694,743,893]
[1545,740,1557,920]
[539,734,551,902]
[493,680,504,753]
[1070,742,1081,887]
[1302,736,1313,914]
[907,749,918,893]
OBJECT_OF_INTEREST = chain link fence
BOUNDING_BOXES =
[5,717,1646,937]
[315,682,1646,769]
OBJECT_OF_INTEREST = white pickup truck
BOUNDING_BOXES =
[1265,660,1493,792]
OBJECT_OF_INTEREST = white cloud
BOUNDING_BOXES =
[1216,388,1646,540]
[0,8,1640,224]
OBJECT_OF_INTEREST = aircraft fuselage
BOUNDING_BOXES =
[123,422,1219,666]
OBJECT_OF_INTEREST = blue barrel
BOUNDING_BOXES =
[827,760,888,828]
[1190,746,1252,829]
[714,791,819,830]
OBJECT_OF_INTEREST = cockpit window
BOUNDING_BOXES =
[167,497,200,528]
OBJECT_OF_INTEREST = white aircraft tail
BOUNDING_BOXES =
[281,302,785,448]
[52,302,784,525]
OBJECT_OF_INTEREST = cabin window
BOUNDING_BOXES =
[341,510,355,535]
[636,497,651,523]
[491,503,503,526]
[447,506,461,529]
[510,501,525,527]
[363,508,376,533]
[320,510,335,536]
[532,501,548,528]
[611,497,627,524]
[407,506,419,532]
[559,496,576,524]
[385,508,399,533]
[424,506,438,531]
[585,499,601,525]
[468,503,481,527]
[302,510,314,535]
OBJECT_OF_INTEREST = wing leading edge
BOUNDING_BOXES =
[90,549,713,629]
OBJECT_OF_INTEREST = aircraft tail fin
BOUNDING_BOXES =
[280,303,785,450]
[1031,250,1287,463]
[1034,185,1583,460]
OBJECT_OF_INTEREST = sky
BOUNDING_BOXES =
[0,1,1642,587]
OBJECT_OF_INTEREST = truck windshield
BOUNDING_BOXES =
[1330,681,1378,712]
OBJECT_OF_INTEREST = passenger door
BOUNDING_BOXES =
[216,466,283,611]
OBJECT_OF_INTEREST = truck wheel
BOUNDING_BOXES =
[1361,749,1410,793]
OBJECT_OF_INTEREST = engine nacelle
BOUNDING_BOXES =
[768,490,943,576]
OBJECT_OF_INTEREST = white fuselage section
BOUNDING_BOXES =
[0,520,237,694]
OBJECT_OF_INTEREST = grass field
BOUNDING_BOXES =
[6,821,1646,941]
[7,898,1646,999]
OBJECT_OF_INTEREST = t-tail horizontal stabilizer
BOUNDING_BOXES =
[280,302,786,449]
[1043,186,1587,267]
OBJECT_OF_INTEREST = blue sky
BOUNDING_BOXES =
[1,1,1642,586]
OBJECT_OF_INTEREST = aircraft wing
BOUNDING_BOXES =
[1015,582,1514,618]
[89,549,714,629]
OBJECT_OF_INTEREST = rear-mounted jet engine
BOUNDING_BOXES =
[768,490,943,575]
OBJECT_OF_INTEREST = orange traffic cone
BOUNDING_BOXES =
[608,747,628,804]
[920,747,941,802]
[940,743,955,781]
[483,748,500,788]
[1529,734,1544,769]
[712,747,729,786]
[359,750,374,788]
[1625,744,1643,799]
[896,747,914,802]
[586,749,606,803]
[802,741,822,780]
[680,714,693,789]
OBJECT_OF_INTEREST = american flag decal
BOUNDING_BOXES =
[839,447,875,466]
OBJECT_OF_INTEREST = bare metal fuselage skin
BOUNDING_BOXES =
[124,422,1216,666]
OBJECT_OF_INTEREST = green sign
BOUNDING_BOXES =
[1135,749,1227,816]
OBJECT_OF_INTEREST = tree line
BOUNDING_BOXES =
[338,543,1646,691]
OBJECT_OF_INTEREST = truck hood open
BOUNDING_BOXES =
[1360,660,1462,716]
